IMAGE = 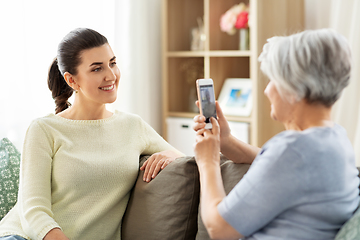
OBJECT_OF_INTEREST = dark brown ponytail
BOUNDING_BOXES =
[47,58,73,114]
[47,28,108,114]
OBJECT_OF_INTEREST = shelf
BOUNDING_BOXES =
[168,112,198,119]
[210,57,250,96]
[209,0,250,51]
[167,50,251,57]
[167,112,252,123]
[162,0,304,147]
[167,51,206,57]
[208,51,251,57]
[167,0,204,52]
[225,115,252,123]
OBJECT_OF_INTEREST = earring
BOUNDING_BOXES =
[75,90,78,94]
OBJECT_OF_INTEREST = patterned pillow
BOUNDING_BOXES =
[0,138,21,219]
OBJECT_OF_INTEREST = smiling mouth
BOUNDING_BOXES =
[99,84,115,91]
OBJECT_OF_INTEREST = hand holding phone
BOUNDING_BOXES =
[196,78,217,129]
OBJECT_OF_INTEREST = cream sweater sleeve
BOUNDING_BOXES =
[138,117,184,156]
[18,120,61,240]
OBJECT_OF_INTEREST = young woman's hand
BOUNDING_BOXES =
[140,150,181,182]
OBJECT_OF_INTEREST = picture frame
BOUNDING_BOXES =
[217,78,252,116]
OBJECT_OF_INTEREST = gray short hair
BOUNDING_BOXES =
[258,29,351,107]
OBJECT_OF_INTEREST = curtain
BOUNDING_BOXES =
[330,0,360,166]
[112,0,163,134]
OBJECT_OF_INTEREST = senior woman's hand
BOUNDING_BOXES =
[194,101,260,164]
[193,101,232,150]
[194,117,245,239]
[194,117,221,165]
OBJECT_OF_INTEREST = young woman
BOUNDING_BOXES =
[193,29,359,239]
[0,28,183,240]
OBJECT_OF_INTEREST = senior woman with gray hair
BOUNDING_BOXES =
[193,28,359,240]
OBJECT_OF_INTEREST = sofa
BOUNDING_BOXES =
[122,155,360,240]
[1,138,359,239]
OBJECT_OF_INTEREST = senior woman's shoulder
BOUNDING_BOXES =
[262,130,303,148]
[263,125,352,160]
[255,125,354,179]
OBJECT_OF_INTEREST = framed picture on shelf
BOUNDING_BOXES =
[218,78,252,116]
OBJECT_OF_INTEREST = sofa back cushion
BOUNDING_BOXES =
[122,156,200,240]
[196,157,250,240]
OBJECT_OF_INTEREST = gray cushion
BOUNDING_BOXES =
[122,156,200,240]
[0,138,21,220]
[196,156,250,240]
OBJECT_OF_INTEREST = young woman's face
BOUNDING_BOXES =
[73,43,120,106]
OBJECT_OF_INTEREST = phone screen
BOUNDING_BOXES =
[199,84,217,123]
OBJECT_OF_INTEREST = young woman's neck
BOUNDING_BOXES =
[58,97,113,120]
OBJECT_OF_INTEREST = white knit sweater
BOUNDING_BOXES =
[0,111,180,240]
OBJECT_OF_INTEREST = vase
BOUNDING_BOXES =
[239,28,249,50]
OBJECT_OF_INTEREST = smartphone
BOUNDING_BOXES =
[196,78,217,129]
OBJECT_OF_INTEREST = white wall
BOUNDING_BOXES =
[0,0,116,151]
[0,0,163,152]
[304,0,331,29]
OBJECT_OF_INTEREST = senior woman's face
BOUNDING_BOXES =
[264,81,293,122]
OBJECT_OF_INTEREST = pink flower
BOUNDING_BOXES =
[220,10,238,35]
[219,3,249,35]
[235,11,249,29]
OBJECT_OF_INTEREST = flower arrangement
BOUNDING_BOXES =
[220,3,249,35]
